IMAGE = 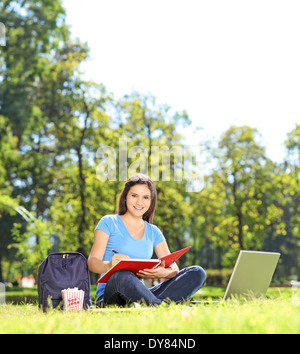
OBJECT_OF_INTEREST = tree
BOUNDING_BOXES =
[35,40,110,256]
[189,126,287,269]
[0,115,19,281]
[284,125,300,237]
[277,124,300,275]
[0,0,93,273]
[217,126,284,251]
[0,0,68,144]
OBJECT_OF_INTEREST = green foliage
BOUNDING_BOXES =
[10,219,53,273]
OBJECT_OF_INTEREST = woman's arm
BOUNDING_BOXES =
[137,240,179,280]
[88,229,129,274]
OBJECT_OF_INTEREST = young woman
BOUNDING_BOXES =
[88,173,206,307]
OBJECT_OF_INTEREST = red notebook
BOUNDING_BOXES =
[97,246,191,283]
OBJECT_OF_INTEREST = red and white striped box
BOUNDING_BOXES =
[61,288,84,312]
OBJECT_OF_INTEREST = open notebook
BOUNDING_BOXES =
[97,246,191,283]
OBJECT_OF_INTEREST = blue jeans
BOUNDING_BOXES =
[100,266,206,306]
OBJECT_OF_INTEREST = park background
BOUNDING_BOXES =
[0,0,300,290]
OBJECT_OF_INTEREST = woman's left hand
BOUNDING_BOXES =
[137,261,177,280]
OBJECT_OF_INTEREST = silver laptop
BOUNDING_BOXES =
[192,250,280,303]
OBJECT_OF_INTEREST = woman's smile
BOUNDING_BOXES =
[133,206,144,211]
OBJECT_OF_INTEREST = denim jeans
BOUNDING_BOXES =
[100,266,206,306]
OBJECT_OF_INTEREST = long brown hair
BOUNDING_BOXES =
[118,173,157,224]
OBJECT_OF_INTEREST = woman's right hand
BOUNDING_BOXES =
[110,253,129,267]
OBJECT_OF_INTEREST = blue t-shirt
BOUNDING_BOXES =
[94,214,166,299]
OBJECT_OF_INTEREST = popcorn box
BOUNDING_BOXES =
[61,288,84,312]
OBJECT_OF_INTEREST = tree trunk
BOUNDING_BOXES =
[232,170,244,250]
[0,254,3,283]
[77,147,87,258]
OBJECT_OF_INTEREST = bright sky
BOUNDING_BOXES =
[63,0,300,162]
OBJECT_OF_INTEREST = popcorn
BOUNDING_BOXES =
[61,288,84,312]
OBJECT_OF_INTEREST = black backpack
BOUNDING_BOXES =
[38,252,92,312]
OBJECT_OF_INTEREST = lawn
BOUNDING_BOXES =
[0,287,299,334]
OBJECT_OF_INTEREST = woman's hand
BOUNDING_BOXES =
[110,253,129,267]
[137,261,177,280]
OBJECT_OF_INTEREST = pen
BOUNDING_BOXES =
[112,249,119,254]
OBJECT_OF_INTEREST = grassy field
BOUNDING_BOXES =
[1,287,299,334]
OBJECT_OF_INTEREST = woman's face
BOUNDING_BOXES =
[125,184,152,218]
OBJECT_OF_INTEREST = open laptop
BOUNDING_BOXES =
[191,250,280,304]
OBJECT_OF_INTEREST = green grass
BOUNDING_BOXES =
[1,287,299,334]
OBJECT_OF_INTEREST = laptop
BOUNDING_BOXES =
[191,250,280,304]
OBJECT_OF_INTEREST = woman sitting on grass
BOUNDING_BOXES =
[88,173,206,307]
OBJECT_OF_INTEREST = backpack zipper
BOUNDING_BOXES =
[62,254,69,269]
